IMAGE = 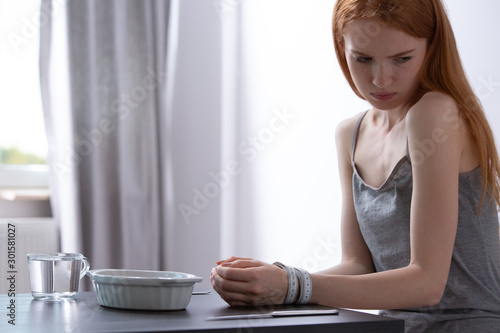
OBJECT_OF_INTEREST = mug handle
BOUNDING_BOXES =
[80,257,90,279]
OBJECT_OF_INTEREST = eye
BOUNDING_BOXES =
[394,56,411,63]
[354,57,371,64]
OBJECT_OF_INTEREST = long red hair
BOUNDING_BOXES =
[333,0,500,212]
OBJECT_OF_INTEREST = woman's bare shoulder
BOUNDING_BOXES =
[407,92,458,127]
[406,92,466,168]
[335,111,368,163]
[335,111,367,143]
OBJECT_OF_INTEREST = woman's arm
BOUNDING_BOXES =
[317,114,376,276]
[213,93,465,309]
[211,113,376,305]
[211,114,375,305]
[310,93,462,309]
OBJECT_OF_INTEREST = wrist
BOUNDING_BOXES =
[273,262,312,305]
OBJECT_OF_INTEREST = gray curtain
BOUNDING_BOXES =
[40,0,171,273]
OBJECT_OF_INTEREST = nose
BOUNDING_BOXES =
[372,63,392,88]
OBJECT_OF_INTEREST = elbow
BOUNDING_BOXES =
[427,292,443,307]
[409,264,448,307]
[407,262,448,307]
[427,284,445,306]
[421,277,447,307]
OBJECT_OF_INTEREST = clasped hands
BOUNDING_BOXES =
[210,256,288,306]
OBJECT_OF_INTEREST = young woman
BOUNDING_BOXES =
[211,0,500,331]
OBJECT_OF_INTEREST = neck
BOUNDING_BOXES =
[372,106,408,132]
[373,89,425,130]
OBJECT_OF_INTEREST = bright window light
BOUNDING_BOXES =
[0,0,47,166]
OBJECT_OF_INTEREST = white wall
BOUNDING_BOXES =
[235,0,360,270]
[164,0,223,289]
[444,0,500,142]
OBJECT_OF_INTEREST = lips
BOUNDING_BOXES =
[371,92,397,101]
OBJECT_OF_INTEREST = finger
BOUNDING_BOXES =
[216,256,244,265]
[216,259,268,281]
[216,256,253,265]
[212,269,286,306]
[212,269,253,292]
[216,265,257,282]
[211,279,256,306]
[213,287,252,306]
[213,279,281,307]
[219,259,264,269]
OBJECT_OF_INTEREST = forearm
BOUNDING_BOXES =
[310,264,445,310]
[316,259,375,276]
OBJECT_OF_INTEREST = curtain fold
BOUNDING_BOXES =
[40,0,170,273]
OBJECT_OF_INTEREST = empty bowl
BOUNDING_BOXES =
[87,269,203,310]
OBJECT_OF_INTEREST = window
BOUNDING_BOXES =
[0,0,49,189]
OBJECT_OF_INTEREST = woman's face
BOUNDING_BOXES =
[343,19,428,112]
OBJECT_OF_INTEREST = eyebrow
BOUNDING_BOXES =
[351,49,416,57]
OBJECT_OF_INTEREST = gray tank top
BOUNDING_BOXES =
[351,111,500,332]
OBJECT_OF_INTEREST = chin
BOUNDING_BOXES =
[368,97,410,112]
[369,100,399,111]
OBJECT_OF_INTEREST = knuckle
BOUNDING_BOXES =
[249,283,263,296]
[247,269,259,281]
[221,268,234,280]
[218,279,228,290]
[249,296,260,305]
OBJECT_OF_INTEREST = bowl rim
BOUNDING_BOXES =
[87,269,203,286]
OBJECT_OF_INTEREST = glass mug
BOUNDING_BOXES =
[27,253,90,300]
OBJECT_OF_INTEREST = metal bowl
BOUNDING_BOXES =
[87,269,203,310]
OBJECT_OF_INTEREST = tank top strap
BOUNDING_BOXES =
[406,137,411,162]
[351,110,369,165]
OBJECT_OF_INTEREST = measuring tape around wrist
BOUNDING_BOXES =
[273,262,311,304]
[294,267,312,304]
[273,261,298,304]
